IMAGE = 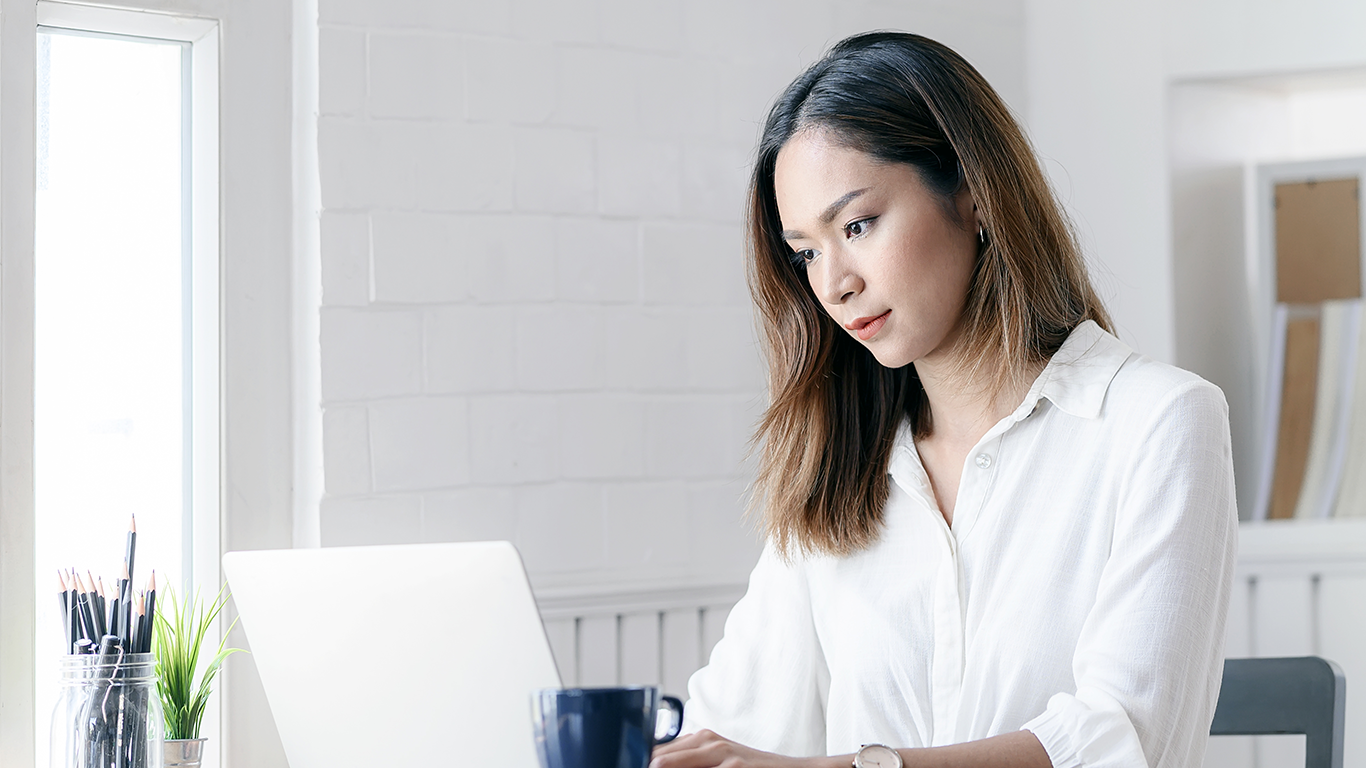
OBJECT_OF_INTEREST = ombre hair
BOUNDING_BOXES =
[748,32,1112,558]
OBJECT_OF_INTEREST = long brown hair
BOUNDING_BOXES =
[749,32,1112,558]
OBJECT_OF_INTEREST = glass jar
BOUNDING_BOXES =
[51,651,164,768]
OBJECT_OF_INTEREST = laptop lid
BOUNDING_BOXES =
[223,540,562,768]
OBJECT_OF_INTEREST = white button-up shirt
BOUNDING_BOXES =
[683,320,1238,768]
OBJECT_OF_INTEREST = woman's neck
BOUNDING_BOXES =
[914,349,1043,448]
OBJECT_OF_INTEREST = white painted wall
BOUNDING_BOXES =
[1026,0,1366,518]
[1025,2,1172,360]
[314,0,1029,593]
[1026,0,1366,360]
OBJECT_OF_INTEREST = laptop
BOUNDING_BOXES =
[222,541,562,768]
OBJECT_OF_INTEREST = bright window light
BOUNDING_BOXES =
[34,27,188,761]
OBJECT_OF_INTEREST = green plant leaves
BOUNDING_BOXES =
[152,584,246,740]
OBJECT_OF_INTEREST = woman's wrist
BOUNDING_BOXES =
[802,756,855,768]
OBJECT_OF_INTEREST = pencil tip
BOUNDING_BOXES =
[130,514,136,533]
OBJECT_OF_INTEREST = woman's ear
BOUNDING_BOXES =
[958,188,980,230]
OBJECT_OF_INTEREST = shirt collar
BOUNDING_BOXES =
[887,321,1132,493]
[1017,319,1133,420]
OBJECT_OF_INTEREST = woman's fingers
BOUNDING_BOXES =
[651,730,740,768]
[650,729,794,768]
[652,729,720,758]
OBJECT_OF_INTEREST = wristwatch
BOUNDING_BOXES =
[853,744,903,768]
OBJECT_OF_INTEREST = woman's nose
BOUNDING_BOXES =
[815,249,863,305]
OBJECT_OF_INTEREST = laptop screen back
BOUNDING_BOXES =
[223,541,562,768]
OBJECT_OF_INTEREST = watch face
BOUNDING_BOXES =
[856,744,901,768]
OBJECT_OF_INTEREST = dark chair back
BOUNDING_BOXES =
[1211,657,1345,768]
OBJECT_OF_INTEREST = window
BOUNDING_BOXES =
[32,3,219,765]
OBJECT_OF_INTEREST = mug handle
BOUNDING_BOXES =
[655,695,685,744]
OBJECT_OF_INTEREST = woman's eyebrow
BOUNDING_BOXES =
[780,187,871,241]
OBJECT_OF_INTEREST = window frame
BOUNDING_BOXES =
[35,0,222,627]
[4,2,224,765]
[2,0,309,764]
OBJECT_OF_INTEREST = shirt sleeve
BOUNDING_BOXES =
[683,541,829,757]
[1021,379,1239,768]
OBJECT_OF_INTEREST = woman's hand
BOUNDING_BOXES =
[651,729,832,768]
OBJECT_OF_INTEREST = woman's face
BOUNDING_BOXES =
[774,130,979,370]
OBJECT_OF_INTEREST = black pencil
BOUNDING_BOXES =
[85,570,106,639]
[75,574,98,644]
[146,571,157,647]
[109,596,120,645]
[124,515,137,608]
[67,570,81,647]
[136,592,149,654]
[119,561,131,642]
[90,571,107,638]
[129,592,140,655]
[96,575,108,626]
[126,514,137,576]
[85,572,102,639]
[144,572,157,654]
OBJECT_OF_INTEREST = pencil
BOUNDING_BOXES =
[85,570,106,639]
[74,573,98,644]
[120,561,131,642]
[109,595,120,646]
[90,571,107,638]
[68,570,81,646]
[96,575,108,625]
[126,514,136,574]
[124,514,137,605]
[135,593,147,654]
[144,572,157,654]
[85,571,104,639]
[129,592,141,655]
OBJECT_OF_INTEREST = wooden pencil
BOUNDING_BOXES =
[68,570,81,646]
[124,516,137,623]
[144,572,157,654]
[86,570,106,639]
[119,561,131,643]
[74,573,98,644]
[90,572,107,638]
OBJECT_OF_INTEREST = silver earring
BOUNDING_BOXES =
[978,225,985,245]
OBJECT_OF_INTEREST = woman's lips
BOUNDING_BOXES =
[847,311,891,341]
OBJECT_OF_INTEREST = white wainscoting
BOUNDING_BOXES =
[1209,520,1366,768]
[535,582,747,697]
[539,521,1366,766]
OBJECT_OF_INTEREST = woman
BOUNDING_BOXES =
[652,32,1237,768]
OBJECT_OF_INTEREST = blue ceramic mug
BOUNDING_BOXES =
[532,686,684,768]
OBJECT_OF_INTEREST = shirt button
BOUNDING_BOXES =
[975,453,992,469]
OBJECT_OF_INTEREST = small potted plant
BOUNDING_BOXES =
[153,584,244,768]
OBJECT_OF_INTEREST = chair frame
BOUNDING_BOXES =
[1210,656,1346,768]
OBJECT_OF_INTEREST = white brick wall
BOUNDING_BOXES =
[316,0,1027,589]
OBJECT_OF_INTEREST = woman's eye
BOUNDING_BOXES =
[844,217,876,238]
[788,248,819,267]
